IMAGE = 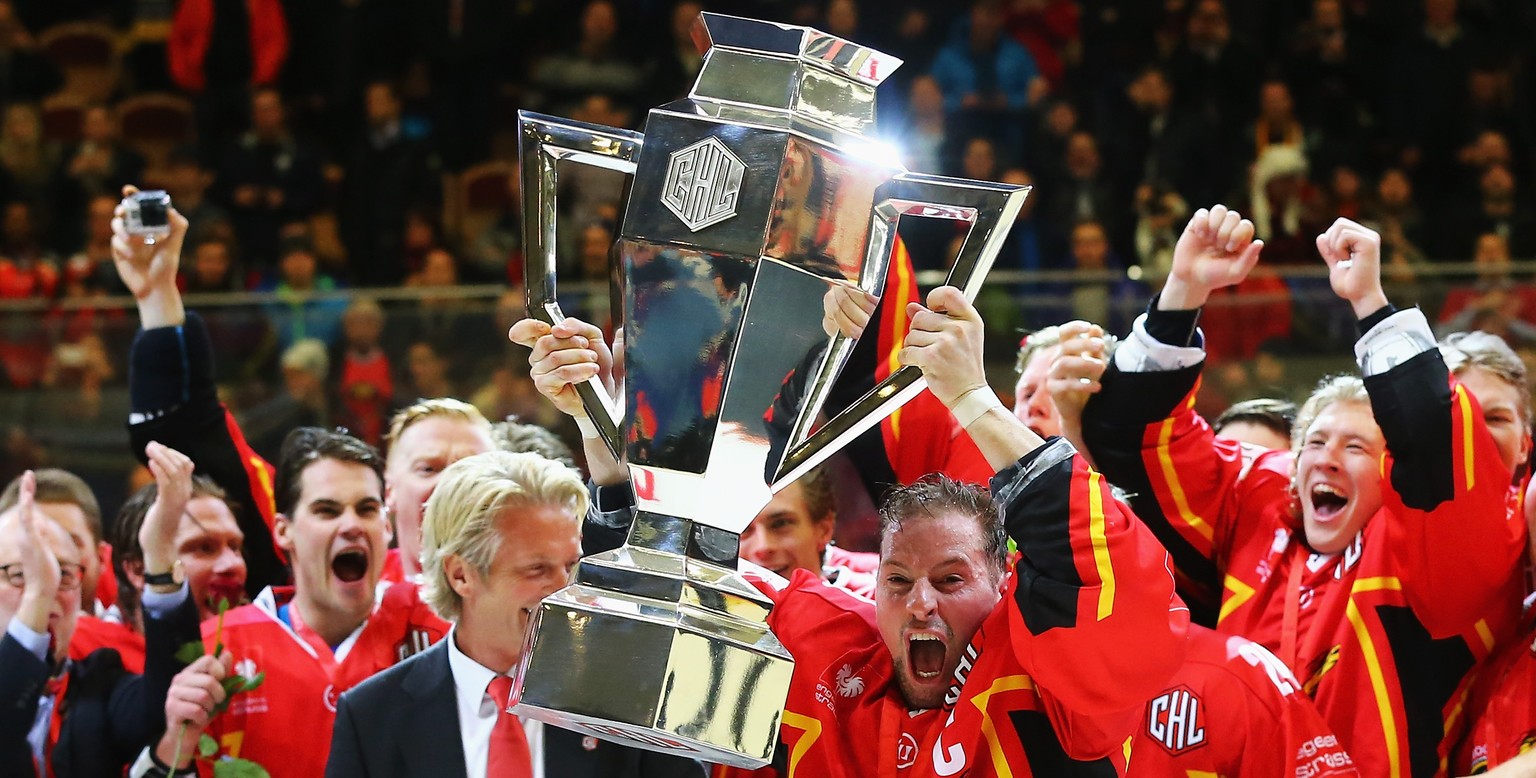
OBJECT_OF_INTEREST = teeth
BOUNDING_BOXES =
[910,634,942,642]
[916,670,939,679]
[1312,484,1344,498]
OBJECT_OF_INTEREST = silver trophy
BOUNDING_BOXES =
[513,12,1028,768]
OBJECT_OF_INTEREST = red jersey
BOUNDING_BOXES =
[380,547,405,585]
[719,441,1188,777]
[1082,311,1527,778]
[68,615,146,673]
[197,582,447,777]
[1457,613,1536,774]
[1128,625,1356,777]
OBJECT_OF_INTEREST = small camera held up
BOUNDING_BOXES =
[121,190,172,240]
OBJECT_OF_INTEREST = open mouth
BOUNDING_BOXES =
[332,549,370,583]
[1310,484,1348,520]
[908,634,946,680]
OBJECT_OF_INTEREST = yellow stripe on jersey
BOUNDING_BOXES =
[1088,470,1116,621]
[780,711,823,778]
[1219,574,1256,625]
[1474,618,1495,653]
[1348,576,1404,778]
[1155,394,1216,544]
[248,452,275,512]
[970,674,1037,777]
[1455,384,1476,492]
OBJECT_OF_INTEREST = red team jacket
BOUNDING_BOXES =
[1128,625,1356,777]
[1457,610,1536,774]
[1082,310,1527,778]
[196,583,448,778]
[721,440,1189,777]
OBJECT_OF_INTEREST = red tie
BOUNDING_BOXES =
[485,676,533,778]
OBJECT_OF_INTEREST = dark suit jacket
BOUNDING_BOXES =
[0,595,200,777]
[326,639,705,778]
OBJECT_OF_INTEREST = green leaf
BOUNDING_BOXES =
[220,676,245,695]
[212,757,271,778]
[198,734,218,758]
[175,640,207,666]
[240,672,265,692]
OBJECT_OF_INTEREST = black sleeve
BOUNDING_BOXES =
[0,634,46,775]
[141,592,202,741]
[1078,361,1222,625]
[636,750,708,777]
[1364,349,1456,511]
[128,312,288,596]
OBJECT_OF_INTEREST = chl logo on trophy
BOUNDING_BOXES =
[661,136,745,231]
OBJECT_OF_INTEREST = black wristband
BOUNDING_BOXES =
[1144,295,1202,347]
[142,570,178,587]
[149,748,196,777]
[1357,304,1398,335]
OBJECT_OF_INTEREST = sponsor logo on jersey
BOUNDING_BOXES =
[1295,734,1354,777]
[1468,743,1490,774]
[395,628,434,661]
[896,733,918,769]
[1146,686,1206,755]
[835,664,865,698]
[323,683,340,712]
[235,657,259,680]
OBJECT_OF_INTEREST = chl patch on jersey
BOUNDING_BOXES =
[1146,686,1207,755]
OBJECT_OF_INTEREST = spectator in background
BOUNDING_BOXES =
[1004,0,1079,91]
[182,236,244,294]
[1108,66,1220,210]
[243,338,331,462]
[0,201,56,298]
[1040,131,1120,262]
[406,248,478,348]
[1060,219,1145,335]
[341,80,441,287]
[530,0,647,117]
[160,147,232,252]
[214,88,325,272]
[1387,0,1481,185]
[928,0,1044,157]
[399,339,457,407]
[0,103,60,230]
[263,241,345,351]
[334,297,393,447]
[1133,182,1188,276]
[958,135,1000,182]
[1211,397,1297,451]
[56,106,144,247]
[61,194,124,297]
[998,168,1043,274]
[169,0,289,151]
[1169,0,1259,149]
[1362,167,1428,268]
[898,75,955,175]
[1028,98,1077,186]
[466,172,521,285]
[1245,144,1320,265]
[1284,0,1370,175]
[1251,79,1308,161]
[1321,165,1364,221]
[1443,163,1535,259]
[489,417,576,470]
[646,0,704,107]
[413,0,512,171]
[1437,232,1536,346]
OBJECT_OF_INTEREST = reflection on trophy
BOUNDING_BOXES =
[513,12,1028,768]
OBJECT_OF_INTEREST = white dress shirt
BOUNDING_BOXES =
[447,627,544,778]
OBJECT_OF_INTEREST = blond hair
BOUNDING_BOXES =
[385,398,492,465]
[1291,374,1371,452]
[1440,331,1532,427]
[420,451,587,622]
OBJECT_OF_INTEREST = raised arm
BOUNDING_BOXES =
[112,186,283,595]
[1076,206,1269,622]
[1320,218,1525,637]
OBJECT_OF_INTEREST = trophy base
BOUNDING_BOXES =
[511,533,794,769]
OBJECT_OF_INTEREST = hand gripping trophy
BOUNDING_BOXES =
[514,12,1029,768]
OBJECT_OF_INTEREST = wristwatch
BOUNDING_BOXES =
[143,562,183,589]
[129,747,197,778]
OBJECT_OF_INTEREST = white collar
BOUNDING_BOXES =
[447,626,501,708]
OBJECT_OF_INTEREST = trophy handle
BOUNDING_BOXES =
[519,110,645,461]
[776,173,1030,485]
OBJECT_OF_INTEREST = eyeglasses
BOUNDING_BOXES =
[0,563,86,591]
